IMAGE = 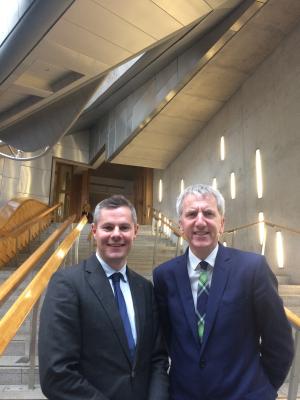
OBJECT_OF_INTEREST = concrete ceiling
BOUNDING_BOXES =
[111,0,300,168]
[1,0,300,170]
[0,0,216,129]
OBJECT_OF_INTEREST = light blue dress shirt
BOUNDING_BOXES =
[96,253,137,344]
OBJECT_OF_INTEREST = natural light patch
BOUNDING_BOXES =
[0,0,33,46]
[84,53,144,110]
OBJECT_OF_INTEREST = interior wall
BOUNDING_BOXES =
[153,21,300,282]
[0,130,89,207]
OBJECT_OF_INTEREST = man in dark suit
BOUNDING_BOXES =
[153,184,294,400]
[39,195,169,400]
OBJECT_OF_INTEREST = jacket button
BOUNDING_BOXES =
[199,358,206,368]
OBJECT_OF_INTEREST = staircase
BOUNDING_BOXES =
[0,223,66,400]
[0,223,299,399]
[128,225,178,280]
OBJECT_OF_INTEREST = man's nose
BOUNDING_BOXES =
[111,226,121,237]
[195,212,205,225]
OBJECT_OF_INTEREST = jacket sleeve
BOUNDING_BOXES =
[38,270,109,400]
[147,281,170,400]
[253,257,294,389]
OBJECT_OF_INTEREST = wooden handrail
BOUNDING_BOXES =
[285,307,300,330]
[0,216,87,356]
[0,215,75,306]
[0,203,61,237]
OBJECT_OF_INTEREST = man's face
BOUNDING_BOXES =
[92,206,138,270]
[179,193,224,259]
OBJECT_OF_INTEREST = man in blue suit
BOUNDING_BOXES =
[153,184,294,400]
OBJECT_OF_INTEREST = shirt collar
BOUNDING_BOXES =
[188,244,219,271]
[95,252,127,281]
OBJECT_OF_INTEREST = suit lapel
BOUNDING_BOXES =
[84,255,132,364]
[200,245,232,354]
[174,252,200,348]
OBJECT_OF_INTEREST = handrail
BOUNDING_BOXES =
[0,203,61,237]
[0,215,76,306]
[0,215,87,356]
[151,207,182,238]
[224,219,300,236]
[285,307,300,330]
[0,197,50,231]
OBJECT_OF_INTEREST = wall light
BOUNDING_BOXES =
[158,179,163,203]
[212,178,217,190]
[220,136,225,160]
[276,231,284,268]
[256,149,263,199]
[230,172,236,199]
[258,212,265,245]
[180,179,184,194]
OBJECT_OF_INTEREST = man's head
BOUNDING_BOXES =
[176,184,225,259]
[92,195,138,270]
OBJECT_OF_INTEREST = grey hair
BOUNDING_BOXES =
[93,195,137,225]
[176,184,225,217]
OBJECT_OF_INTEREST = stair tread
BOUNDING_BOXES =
[0,385,45,400]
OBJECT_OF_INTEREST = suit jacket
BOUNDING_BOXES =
[153,244,294,400]
[39,254,169,400]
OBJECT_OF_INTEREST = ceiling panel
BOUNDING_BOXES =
[214,18,285,74]
[152,0,212,25]
[144,114,205,136]
[161,93,223,121]
[183,63,248,101]
[36,40,109,76]
[65,0,156,53]
[24,59,68,83]
[94,0,183,39]
[47,19,132,67]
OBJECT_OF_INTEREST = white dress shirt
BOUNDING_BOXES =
[96,253,137,344]
[187,244,219,310]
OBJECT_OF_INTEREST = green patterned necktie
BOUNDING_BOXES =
[196,261,209,341]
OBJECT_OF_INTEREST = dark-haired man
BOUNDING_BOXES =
[39,195,169,400]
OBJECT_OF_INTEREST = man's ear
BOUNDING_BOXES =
[91,223,97,236]
[219,217,225,235]
[134,224,139,238]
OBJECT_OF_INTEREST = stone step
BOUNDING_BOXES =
[0,385,45,400]
[279,285,300,295]
[277,275,291,285]
[0,357,40,386]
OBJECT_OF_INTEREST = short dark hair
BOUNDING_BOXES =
[93,195,137,225]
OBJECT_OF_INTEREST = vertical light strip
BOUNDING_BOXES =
[220,136,225,160]
[180,179,184,194]
[258,212,265,245]
[256,149,263,199]
[158,179,163,203]
[230,172,236,199]
[212,178,217,190]
[276,231,284,268]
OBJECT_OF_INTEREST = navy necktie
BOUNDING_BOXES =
[109,272,135,362]
[196,260,209,342]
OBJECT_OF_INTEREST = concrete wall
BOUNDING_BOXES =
[0,130,89,206]
[153,22,300,282]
